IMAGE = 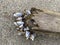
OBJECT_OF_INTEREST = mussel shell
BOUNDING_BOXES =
[16,17,22,20]
[13,13,23,17]
[25,31,30,38]
[26,10,31,15]
[16,21,24,25]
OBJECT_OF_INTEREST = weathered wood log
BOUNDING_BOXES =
[30,7,60,32]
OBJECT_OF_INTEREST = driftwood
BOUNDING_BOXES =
[30,7,60,32]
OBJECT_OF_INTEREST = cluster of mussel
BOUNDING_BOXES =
[13,8,39,41]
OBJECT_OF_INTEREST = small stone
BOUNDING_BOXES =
[16,28,19,30]
[17,32,22,35]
